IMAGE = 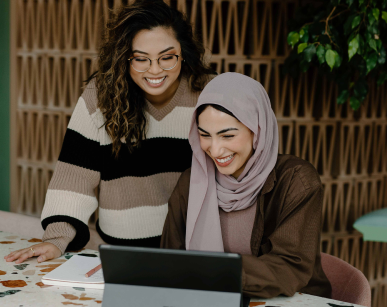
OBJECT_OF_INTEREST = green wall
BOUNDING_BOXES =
[0,0,10,212]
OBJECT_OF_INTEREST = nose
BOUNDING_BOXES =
[148,59,163,75]
[208,139,224,158]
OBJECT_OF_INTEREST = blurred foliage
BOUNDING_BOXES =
[283,0,387,110]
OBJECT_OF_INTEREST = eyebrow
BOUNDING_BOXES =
[132,46,176,55]
[198,127,239,135]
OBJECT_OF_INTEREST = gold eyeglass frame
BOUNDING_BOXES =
[128,54,182,72]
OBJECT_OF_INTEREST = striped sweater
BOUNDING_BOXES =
[41,75,208,253]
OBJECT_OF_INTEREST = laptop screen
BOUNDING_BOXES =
[99,245,242,293]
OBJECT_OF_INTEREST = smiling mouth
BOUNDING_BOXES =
[145,76,166,84]
[215,153,235,164]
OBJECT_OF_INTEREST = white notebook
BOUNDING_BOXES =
[41,255,104,289]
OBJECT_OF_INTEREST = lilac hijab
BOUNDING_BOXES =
[186,72,279,252]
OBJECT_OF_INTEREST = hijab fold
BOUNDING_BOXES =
[186,73,279,252]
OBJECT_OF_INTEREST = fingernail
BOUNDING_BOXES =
[38,257,42,262]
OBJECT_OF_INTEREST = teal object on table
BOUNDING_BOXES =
[353,208,387,242]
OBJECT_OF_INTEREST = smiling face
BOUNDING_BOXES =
[198,106,255,179]
[129,27,183,108]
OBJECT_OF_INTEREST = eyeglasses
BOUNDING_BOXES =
[128,54,182,72]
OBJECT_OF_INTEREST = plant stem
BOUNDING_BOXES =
[325,6,337,35]
[329,9,350,21]
[301,7,349,27]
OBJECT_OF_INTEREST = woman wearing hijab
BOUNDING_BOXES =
[161,72,332,299]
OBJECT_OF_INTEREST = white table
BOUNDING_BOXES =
[249,292,365,306]
[0,230,102,306]
[0,230,365,307]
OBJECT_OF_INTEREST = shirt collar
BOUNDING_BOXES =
[261,168,277,195]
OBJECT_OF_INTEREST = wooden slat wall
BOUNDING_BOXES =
[10,1,387,306]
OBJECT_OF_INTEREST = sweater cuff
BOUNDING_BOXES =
[42,222,77,255]
[242,268,246,289]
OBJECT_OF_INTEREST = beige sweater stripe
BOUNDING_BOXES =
[48,161,100,197]
[99,172,182,210]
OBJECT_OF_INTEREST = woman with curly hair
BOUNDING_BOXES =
[5,0,214,264]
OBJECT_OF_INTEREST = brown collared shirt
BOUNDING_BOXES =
[161,154,332,299]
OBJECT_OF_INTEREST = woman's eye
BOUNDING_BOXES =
[199,134,210,138]
[162,56,174,60]
[222,135,235,139]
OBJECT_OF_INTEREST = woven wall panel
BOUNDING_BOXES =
[11,1,387,306]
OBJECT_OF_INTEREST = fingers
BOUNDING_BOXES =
[37,245,60,263]
[5,246,42,264]
[4,248,29,261]
[37,254,46,262]
[4,243,61,264]
[14,248,36,264]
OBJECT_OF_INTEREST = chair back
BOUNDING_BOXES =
[321,252,371,307]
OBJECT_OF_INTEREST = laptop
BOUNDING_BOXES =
[99,245,245,307]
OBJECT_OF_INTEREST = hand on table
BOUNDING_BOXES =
[4,242,61,264]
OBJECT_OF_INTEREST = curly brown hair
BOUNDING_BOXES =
[90,0,213,156]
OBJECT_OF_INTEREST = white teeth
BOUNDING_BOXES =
[146,77,166,84]
[216,154,234,163]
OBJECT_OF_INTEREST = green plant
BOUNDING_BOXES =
[283,0,387,110]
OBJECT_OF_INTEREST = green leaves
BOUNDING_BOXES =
[344,14,356,35]
[337,90,349,105]
[382,11,387,23]
[366,52,378,73]
[372,8,380,21]
[283,1,386,110]
[352,16,361,29]
[357,35,365,55]
[369,39,377,51]
[326,49,336,70]
[299,26,309,43]
[350,97,360,110]
[298,43,308,54]
[378,46,386,64]
[287,31,299,47]
[317,45,325,64]
[348,35,359,61]
[354,79,368,101]
[367,22,379,34]
[377,71,387,86]
[368,11,376,25]
[303,45,316,62]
